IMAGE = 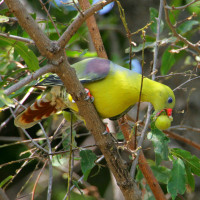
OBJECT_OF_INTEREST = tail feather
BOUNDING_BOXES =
[15,88,67,129]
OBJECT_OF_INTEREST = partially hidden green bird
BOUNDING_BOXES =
[14,58,175,129]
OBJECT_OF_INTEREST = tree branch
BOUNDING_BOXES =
[164,0,200,54]
[4,0,141,199]
[0,32,34,44]
[4,64,55,96]
[165,0,200,10]
[78,0,108,58]
[164,129,200,151]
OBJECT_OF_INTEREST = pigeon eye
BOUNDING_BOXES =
[168,97,173,104]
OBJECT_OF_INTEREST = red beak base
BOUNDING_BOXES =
[156,108,173,117]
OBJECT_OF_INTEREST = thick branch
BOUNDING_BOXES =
[78,0,108,58]
[118,119,166,200]
[4,0,140,198]
[54,53,140,200]
[138,152,167,200]
[75,2,140,198]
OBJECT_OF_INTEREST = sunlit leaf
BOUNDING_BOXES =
[170,148,200,176]
[186,0,200,14]
[0,36,39,71]
[0,15,9,23]
[0,89,14,108]
[66,49,97,58]
[0,176,13,187]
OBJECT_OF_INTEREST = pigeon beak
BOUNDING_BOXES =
[166,108,172,117]
[156,108,173,118]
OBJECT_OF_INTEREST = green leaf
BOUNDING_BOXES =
[167,158,186,200]
[186,0,200,14]
[116,131,124,140]
[63,111,77,123]
[0,176,13,187]
[135,168,144,182]
[161,47,176,75]
[168,0,181,24]
[0,89,14,108]
[151,165,171,184]
[0,36,39,71]
[170,148,200,176]
[185,164,195,191]
[80,150,97,181]
[148,121,169,165]
[149,7,164,34]
[177,20,199,34]
[0,15,9,23]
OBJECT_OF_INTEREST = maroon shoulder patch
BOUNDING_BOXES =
[85,58,110,78]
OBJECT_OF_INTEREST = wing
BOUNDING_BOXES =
[37,58,111,86]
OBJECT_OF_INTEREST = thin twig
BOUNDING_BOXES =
[39,123,53,200]
[130,105,152,177]
[0,33,34,44]
[169,125,200,133]
[0,156,40,169]
[134,31,146,149]
[164,0,200,54]
[39,0,61,37]
[130,1,167,199]
[32,160,48,200]
[173,76,200,91]
[65,114,74,200]
[165,0,200,10]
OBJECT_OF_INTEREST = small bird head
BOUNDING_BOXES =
[153,84,175,117]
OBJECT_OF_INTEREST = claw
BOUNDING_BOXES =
[102,126,110,135]
[84,88,94,102]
